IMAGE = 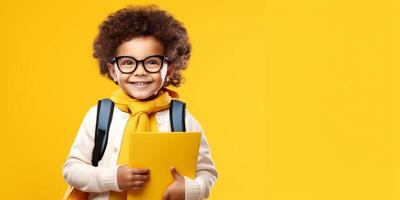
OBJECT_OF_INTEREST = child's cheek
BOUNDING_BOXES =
[159,62,168,84]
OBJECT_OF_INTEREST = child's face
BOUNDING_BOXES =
[107,36,174,100]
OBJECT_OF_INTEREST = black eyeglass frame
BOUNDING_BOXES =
[110,55,170,74]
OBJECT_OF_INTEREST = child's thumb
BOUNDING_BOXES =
[170,166,183,180]
[161,189,170,200]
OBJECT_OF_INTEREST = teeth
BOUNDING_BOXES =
[133,82,149,86]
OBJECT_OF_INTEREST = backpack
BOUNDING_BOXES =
[91,98,186,167]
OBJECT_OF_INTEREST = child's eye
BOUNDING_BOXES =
[145,59,162,66]
[120,59,135,66]
[123,60,134,65]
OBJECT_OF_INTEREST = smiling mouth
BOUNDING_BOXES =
[130,81,153,87]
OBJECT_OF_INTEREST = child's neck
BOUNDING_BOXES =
[137,91,161,101]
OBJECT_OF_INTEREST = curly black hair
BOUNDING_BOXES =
[93,4,191,87]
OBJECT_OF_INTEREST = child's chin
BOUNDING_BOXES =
[128,91,154,100]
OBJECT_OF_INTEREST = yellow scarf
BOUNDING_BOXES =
[109,87,178,199]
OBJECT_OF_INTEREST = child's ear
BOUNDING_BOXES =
[166,63,176,77]
[107,62,118,82]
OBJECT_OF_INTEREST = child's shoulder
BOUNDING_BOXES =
[152,106,203,132]
[184,108,203,131]
[79,104,98,124]
[155,106,199,123]
[87,104,98,116]
[83,102,125,121]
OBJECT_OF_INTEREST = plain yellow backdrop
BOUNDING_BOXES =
[0,0,399,199]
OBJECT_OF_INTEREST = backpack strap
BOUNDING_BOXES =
[170,100,186,132]
[92,99,114,167]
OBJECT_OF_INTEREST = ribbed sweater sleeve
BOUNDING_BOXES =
[184,110,218,200]
[62,106,122,193]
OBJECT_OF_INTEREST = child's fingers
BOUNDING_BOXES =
[128,181,148,191]
[130,168,150,175]
[131,186,142,191]
[132,174,149,181]
[130,180,146,187]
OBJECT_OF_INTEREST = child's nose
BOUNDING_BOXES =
[133,62,148,76]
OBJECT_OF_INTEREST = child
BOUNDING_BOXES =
[62,4,218,200]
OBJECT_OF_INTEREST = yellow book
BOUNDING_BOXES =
[128,132,201,200]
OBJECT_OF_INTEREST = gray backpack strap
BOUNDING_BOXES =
[170,100,186,132]
[92,99,114,167]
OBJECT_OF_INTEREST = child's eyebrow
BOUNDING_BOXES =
[115,54,167,59]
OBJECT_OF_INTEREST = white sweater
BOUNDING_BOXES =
[63,104,218,200]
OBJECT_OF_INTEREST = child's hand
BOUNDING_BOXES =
[117,165,150,191]
[162,166,185,200]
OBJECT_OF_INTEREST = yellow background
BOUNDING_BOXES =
[0,0,399,199]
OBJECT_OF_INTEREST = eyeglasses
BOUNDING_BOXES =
[110,55,170,74]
